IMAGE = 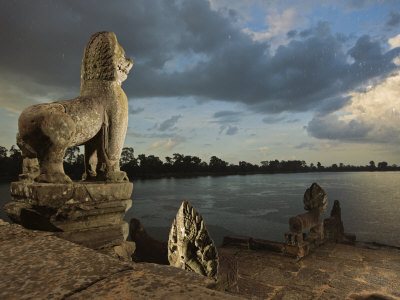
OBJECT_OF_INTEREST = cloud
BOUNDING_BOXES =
[258,146,269,157]
[294,142,318,150]
[286,30,297,38]
[129,107,145,115]
[243,7,307,47]
[307,115,372,141]
[387,11,400,27]
[126,129,187,142]
[149,138,182,151]
[389,34,400,50]
[212,110,242,124]
[226,125,238,135]
[307,72,400,144]
[262,115,286,124]
[1,0,399,118]
[158,115,182,131]
[149,140,165,150]
[286,118,300,123]
[218,124,239,135]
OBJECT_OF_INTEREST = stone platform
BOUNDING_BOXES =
[218,242,400,299]
[1,220,399,299]
[5,181,133,249]
[0,221,242,299]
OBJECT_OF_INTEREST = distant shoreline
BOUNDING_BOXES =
[1,169,399,183]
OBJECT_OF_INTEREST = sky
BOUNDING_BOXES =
[0,0,399,166]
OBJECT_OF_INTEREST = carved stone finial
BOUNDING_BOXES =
[324,200,345,242]
[303,182,328,213]
[16,31,133,183]
[168,200,219,281]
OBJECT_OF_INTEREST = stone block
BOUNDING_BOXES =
[56,222,129,249]
[250,238,284,253]
[6,181,133,249]
[4,200,33,224]
[285,232,303,246]
[222,235,252,249]
[285,242,310,259]
[289,209,320,233]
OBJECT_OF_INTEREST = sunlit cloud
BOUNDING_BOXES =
[149,138,181,151]
[243,7,308,51]
[258,146,269,157]
[389,33,400,49]
[307,71,400,144]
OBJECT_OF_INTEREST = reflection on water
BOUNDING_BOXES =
[1,172,399,247]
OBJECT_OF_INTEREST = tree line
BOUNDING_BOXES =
[0,145,398,182]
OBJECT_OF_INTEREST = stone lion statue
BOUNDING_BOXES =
[17,31,133,183]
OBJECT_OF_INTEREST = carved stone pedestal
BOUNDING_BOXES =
[5,181,133,249]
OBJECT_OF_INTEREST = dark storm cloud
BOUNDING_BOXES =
[306,115,372,141]
[1,0,399,115]
[387,11,400,27]
[316,96,351,115]
[286,30,297,38]
[262,115,286,124]
[212,110,242,124]
[158,115,182,131]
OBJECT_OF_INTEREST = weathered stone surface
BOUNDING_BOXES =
[0,223,132,299]
[56,222,129,249]
[250,238,284,253]
[1,220,399,299]
[217,252,239,293]
[130,218,169,264]
[218,241,400,299]
[284,182,328,258]
[0,222,243,300]
[303,182,328,213]
[285,231,303,246]
[16,31,133,183]
[168,200,219,280]
[98,241,136,262]
[113,241,136,261]
[324,200,345,242]
[68,264,243,300]
[289,209,320,233]
[6,181,133,249]
[285,242,310,258]
[10,181,133,205]
[222,235,252,249]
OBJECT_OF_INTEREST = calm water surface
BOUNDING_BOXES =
[1,172,399,247]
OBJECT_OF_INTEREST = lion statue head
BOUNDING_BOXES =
[81,31,133,84]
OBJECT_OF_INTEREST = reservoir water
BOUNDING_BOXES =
[1,172,399,247]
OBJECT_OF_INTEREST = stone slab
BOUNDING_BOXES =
[6,181,133,249]
[10,181,133,207]
[250,239,284,253]
[68,264,244,300]
[218,241,400,299]
[0,221,243,300]
[0,223,132,300]
[222,235,252,249]
[56,222,129,249]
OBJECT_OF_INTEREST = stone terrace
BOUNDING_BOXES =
[218,242,400,299]
[0,221,242,300]
[1,220,399,299]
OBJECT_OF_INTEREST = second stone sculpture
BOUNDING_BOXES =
[168,200,219,281]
